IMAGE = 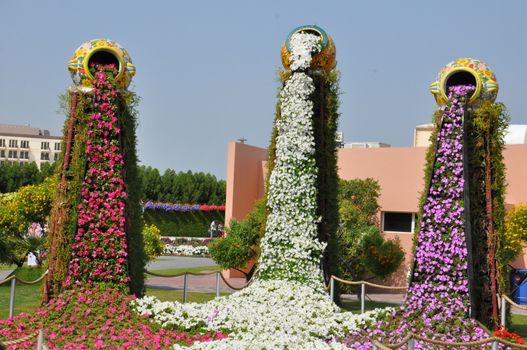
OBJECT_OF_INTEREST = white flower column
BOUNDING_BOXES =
[258,33,326,289]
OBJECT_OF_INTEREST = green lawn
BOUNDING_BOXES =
[339,299,399,314]
[0,265,226,319]
[0,263,17,270]
[511,313,527,338]
[0,266,45,319]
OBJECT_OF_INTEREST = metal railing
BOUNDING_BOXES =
[329,275,407,313]
[0,270,48,318]
[144,269,252,303]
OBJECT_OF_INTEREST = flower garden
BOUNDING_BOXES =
[0,28,523,349]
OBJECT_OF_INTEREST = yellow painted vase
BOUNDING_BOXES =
[68,39,135,91]
[430,58,498,105]
[281,25,336,72]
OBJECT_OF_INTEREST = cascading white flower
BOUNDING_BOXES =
[130,279,393,350]
[131,31,394,349]
[258,32,326,289]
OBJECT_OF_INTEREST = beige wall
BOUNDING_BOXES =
[225,142,527,283]
[225,142,267,226]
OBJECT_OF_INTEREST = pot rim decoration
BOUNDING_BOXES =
[68,39,136,91]
[281,25,336,72]
[430,57,498,106]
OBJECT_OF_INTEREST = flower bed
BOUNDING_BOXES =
[132,279,393,349]
[0,286,226,349]
[163,244,209,257]
[161,237,211,256]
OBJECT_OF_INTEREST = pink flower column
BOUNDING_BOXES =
[65,64,130,287]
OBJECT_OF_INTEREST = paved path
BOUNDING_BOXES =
[0,269,15,282]
[145,256,246,293]
[146,256,218,271]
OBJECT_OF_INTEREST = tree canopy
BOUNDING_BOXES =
[138,166,226,205]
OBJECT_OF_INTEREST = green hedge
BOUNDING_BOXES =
[143,210,224,237]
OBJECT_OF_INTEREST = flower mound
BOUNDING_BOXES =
[339,85,501,349]
[258,31,326,288]
[132,279,392,349]
[0,287,225,349]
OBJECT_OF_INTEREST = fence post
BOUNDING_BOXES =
[361,283,365,314]
[407,337,415,350]
[216,271,220,298]
[330,276,335,302]
[491,340,498,350]
[183,273,188,303]
[500,295,506,326]
[9,278,16,318]
[37,329,44,350]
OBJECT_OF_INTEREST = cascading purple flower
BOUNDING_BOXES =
[337,85,504,349]
[141,201,225,212]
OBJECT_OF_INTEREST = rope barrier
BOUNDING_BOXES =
[0,330,40,346]
[0,270,48,286]
[331,275,408,290]
[502,294,527,312]
[372,332,527,349]
[218,272,254,291]
[144,269,254,291]
[372,334,414,349]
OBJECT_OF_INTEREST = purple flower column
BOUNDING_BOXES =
[405,85,475,323]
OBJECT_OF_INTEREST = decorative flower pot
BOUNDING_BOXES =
[280,25,336,72]
[67,39,136,91]
[430,57,498,105]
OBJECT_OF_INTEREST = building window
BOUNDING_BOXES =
[8,150,18,159]
[0,139,5,147]
[9,139,18,148]
[54,142,61,151]
[0,150,5,158]
[20,140,29,148]
[40,152,50,160]
[53,153,59,161]
[19,151,29,159]
[41,142,50,150]
[382,212,415,233]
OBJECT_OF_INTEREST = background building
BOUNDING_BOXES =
[0,124,62,168]
[225,124,527,284]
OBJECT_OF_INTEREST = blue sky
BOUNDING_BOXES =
[1,0,526,179]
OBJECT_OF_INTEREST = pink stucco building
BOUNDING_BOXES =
[224,141,527,284]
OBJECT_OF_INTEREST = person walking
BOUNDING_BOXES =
[210,220,217,238]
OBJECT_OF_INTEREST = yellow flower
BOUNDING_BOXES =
[75,48,87,57]
[456,58,470,66]
[483,70,494,78]
[94,40,108,48]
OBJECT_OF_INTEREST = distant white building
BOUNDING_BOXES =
[0,124,62,168]
[505,125,527,145]
[343,142,391,149]
[414,123,527,147]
